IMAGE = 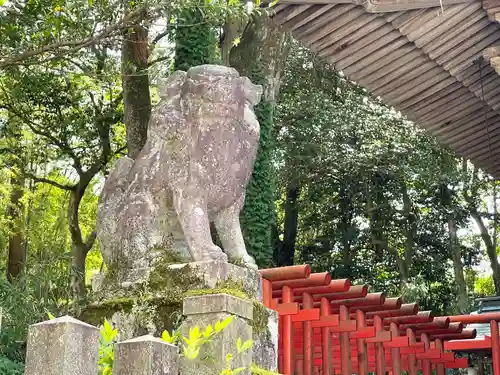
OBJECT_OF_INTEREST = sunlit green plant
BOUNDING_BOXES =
[160,315,253,375]
[47,313,253,375]
[98,319,117,375]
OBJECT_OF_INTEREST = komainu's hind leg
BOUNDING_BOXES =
[214,195,257,269]
[173,189,227,263]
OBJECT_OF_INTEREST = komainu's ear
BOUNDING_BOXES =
[240,76,262,107]
[158,70,187,99]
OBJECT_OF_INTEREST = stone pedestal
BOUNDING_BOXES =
[24,316,99,375]
[82,261,261,342]
[181,294,253,375]
[114,335,179,375]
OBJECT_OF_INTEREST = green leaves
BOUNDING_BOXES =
[203,323,214,338]
[236,338,253,353]
[98,319,117,375]
[219,336,252,375]
[101,319,118,344]
[161,329,182,344]
[160,315,237,367]
[183,344,201,360]
[215,316,233,333]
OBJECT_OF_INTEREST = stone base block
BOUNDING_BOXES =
[181,294,253,375]
[114,335,179,375]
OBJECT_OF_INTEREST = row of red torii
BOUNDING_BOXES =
[258,264,500,375]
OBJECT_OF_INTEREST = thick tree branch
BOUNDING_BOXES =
[84,231,97,253]
[151,29,170,48]
[0,7,151,69]
[24,172,74,191]
[148,55,172,67]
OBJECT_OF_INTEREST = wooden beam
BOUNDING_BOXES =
[364,0,473,12]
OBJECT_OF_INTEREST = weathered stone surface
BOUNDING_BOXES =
[181,293,253,375]
[253,308,279,372]
[96,64,263,286]
[114,335,179,375]
[169,261,262,301]
[84,260,262,341]
[183,293,253,319]
[24,316,99,375]
[80,291,185,342]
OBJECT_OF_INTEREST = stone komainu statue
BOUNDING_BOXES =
[96,65,263,284]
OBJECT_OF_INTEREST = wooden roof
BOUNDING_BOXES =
[271,0,500,176]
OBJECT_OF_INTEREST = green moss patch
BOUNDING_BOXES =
[252,301,270,334]
[184,279,250,300]
[81,256,205,332]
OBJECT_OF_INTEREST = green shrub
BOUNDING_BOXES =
[0,355,24,375]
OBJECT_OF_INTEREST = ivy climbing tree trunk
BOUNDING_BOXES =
[230,12,290,267]
[122,21,151,159]
[174,2,218,71]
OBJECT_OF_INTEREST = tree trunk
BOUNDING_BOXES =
[339,186,353,277]
[366,181,384,262]
[230,12,290,267]
[68,185,97,298]
[448,217,468,313]
[122,24,151,159]
[400,183,414,286]
[471,209,500,295]
[7,173,25,281]
[279,183,300,266]
[221,16,246,66]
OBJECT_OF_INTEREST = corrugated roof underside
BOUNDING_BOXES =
[273,2,500,176]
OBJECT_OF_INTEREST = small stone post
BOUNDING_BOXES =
[181,293,253,375]
[24,316,99,375]
[113,335,179,375]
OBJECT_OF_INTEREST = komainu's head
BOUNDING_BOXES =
[158,65,263,113]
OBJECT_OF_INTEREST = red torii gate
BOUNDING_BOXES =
[260,264,500,375]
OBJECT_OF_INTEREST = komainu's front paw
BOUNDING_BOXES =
[202,245,228,263]
[241,254,258,270]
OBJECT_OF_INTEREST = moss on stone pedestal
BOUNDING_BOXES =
[184,279,250,300]
[80,256,205,336]
[82,248,270,345]
[183,279,271,337]
[252,301,270,335]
